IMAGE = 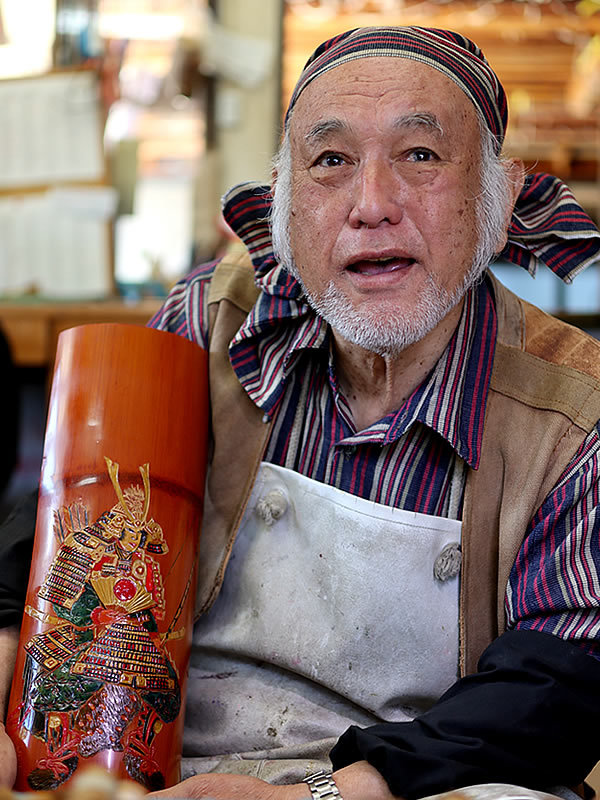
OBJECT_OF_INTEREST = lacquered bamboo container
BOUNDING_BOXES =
[6,323,208,793]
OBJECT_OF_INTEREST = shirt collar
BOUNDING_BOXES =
[342,280,498,468]
[223,181,497,469]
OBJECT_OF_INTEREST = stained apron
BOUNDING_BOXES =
[181,462,461,783]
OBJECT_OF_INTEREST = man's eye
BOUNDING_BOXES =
[315,152,346,168]
[407,149,437,162]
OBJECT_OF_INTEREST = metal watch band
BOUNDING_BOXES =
[303,770,343,800]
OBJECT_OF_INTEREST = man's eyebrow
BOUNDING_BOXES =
[303,113,443,143]
[394,112,444,136]
[304,118,348,143]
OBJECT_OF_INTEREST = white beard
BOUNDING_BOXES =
[271,122,511,358]
[294,261,485,358]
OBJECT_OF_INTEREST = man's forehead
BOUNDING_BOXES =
[289,57,477,137]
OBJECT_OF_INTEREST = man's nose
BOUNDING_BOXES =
[348,161,404,229]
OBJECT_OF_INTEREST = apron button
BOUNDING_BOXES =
[433,542,461,581]
[255,488,289,526]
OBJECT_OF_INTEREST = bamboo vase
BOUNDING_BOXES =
[6,323,209,793]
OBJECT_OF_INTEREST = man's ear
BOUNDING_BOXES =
[495,157,526,253]
[506,157,526,208]
[271,166,278,196]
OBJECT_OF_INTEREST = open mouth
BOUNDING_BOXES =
[346,256,416,276]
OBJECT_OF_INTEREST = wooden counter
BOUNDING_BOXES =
[0,298,163,368]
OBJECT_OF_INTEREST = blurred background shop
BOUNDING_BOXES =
[0,0,599,516]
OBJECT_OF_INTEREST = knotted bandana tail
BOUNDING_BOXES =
[505,173,600,283]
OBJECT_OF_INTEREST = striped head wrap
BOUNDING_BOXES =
[283,26,600,283]
[286,27,507,150]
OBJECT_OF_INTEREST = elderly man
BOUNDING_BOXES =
[2,25,600,800]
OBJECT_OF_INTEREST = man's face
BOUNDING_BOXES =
[285,57,488,355]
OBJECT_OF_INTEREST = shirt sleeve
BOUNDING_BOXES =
[0,490,38,627]
[148,259,218,348]
[506,421,600,659]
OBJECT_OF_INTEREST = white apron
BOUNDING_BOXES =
[182,463,461,783]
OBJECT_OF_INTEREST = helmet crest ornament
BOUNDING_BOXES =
[104,457,151,529]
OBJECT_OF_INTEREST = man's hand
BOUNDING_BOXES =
[0,625,19,787]
[0,722,16,788]
[147,762,396,800]
[147,773,308,799]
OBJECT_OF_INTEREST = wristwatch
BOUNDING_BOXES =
[302,770,343,800]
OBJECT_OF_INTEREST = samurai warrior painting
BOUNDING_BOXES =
[13,458,182,791]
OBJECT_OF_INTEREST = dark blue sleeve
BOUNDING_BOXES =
[0,490,37,627]
[331,629,600,799]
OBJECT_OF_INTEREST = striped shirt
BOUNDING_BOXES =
[150,194,600,661]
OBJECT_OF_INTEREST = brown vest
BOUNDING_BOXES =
[195,248,600,677]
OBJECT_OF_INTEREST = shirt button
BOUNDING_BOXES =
[344,445,357,455]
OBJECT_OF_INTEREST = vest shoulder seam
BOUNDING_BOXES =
[207,248,259,312]
[491,341,600,431]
